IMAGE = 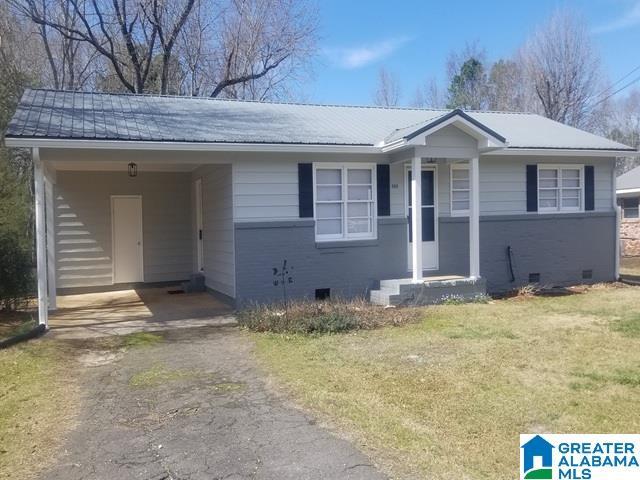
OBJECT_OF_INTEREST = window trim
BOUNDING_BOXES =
[620,197,640,220]
[450,163,470,217]
[537,164,585,214]
[312,162,378,242]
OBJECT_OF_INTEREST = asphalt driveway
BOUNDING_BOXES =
[41,326,385,480]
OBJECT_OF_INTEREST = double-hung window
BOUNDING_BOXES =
[620,197,640,219]
[538,165,583,212]
[450,165,470,216]
[314,164,376,241]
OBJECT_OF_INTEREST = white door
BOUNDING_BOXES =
[194,178,204,272]
[112,196,143,283]
[406,167,438,271]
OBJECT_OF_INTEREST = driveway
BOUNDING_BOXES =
[41,326,386,480]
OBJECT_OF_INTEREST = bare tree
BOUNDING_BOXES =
[373,67,400,107]
[411,77,444,109]
[520,9,603,128]
[487,59,528,112]
[206,0,317,99]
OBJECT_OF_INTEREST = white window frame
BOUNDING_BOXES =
[537,164,585,214]
[450,163,470,217]
[620,197,640,220]
[313,162,377,242]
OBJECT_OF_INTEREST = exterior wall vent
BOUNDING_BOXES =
[528,273,540,283]
[582,269,593,280]
[315,288,330,300]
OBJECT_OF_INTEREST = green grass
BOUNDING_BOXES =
[0,339,78,479]
[119,331,164,348]
[252,284,640,480]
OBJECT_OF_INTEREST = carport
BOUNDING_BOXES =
[49,287,235,338]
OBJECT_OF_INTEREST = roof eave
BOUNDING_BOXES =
[3,137,382,154]
[487,147,640,157]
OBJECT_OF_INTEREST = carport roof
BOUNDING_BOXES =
[5,88,636,152]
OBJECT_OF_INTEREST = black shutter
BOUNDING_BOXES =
[376,164,390,216]
[526,165,538,212]
[298,163,313,218]
[584,165,595,211]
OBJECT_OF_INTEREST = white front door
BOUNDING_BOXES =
[112,196,143,283]
[406,166,438,271]
[194,178,204,272]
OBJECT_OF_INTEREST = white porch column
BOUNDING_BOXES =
[33,148,48,327]
[45,175,57,310]
[469,156,480,279]
[411,155,423,283]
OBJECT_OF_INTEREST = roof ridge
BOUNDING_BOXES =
[22,88,538,115]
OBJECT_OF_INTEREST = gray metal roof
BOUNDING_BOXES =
[617,165,640,190]
[5,88,635,151]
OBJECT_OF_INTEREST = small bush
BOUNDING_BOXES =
[238,298,421,334]
[0,233,34,311]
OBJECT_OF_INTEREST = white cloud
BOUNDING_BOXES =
[593,1,640,33]
[324,36,411,69]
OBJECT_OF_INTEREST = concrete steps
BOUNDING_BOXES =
[370,276,487,306]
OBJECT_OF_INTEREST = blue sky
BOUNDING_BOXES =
[308,0,640,105]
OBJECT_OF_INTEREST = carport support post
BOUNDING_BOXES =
[469,156,480,279]
[33,148,48,328]
[411,155,423,283]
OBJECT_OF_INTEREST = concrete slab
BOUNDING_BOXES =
[49,287,236,339]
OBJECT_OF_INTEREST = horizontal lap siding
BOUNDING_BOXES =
[55,171,192,288]
[391,156,616,217]
[233,154,386,221]
[194,165,235,297]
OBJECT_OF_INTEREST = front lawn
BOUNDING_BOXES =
[252,285,640,480]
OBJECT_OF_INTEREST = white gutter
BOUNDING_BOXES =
[3,137,381,154]
[486,148,640,157]
[616,188,640,195]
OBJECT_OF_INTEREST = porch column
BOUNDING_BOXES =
[469,156,480,279]
[33,148,48,327]
[411,155,423,283]
[45,175,57,310]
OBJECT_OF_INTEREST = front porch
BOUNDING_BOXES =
[370,111,502,306]
[369,276,487,306]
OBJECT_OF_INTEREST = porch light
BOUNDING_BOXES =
[128,162,138,177]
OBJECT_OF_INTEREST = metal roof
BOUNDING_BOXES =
[5,89,635,151]
[617,165,640,191]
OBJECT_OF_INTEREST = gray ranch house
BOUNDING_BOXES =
[5,89,637,325]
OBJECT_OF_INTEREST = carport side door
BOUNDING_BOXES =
[112,195,144,283]
[195,178,204,272]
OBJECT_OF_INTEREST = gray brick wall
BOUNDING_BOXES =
[234,218,407,306]
[234,212,616,305]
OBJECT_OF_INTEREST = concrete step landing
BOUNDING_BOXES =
[370,276,487,306]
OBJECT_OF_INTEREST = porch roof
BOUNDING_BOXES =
[5,88,635,153]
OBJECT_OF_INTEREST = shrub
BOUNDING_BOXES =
[0,233,33,311]
[238,298,422,334]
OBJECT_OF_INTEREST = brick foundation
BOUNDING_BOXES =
[621,219,640,257]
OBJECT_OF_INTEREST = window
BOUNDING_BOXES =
[620,197,640,219]
[450,165,470,216]
[314,164,376,241]
[538,166,583,212]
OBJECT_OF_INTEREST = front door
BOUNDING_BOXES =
[406,167,438,271]
[112,196,144,283]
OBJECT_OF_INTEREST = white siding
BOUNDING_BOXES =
[54,171,193,288]
[194,165,235,297]
[390,155,616,217]
[232,152,385,221]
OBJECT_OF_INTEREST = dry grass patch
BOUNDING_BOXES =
[252,284,640,480]
[0,339,79,480]
[238,298,421,334]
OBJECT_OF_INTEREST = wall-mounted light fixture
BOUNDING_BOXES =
[128,162,138,177]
